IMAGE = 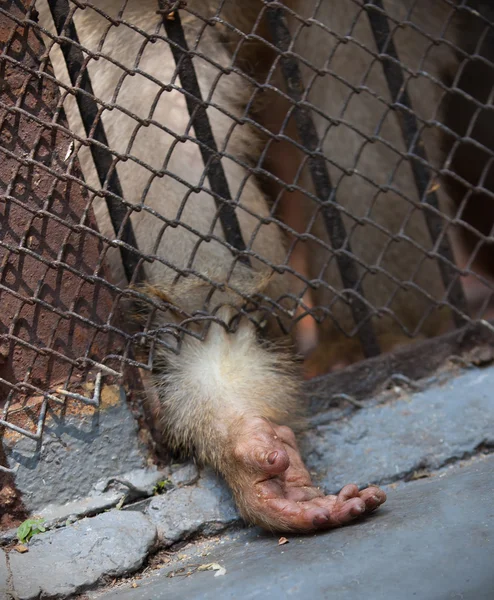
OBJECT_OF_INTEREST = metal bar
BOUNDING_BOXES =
[265,4,381,358]
[157,1,249,263]
[47,0,141,283]
[365,0,467,327]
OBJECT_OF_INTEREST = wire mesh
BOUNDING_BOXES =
[1,0,494,470]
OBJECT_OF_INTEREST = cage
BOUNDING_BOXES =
[1,0,494,526]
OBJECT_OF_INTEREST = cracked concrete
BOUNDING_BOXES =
[38,466,169,527]
[301,367,494,492]
[3,387,152,515]
[2,365,494,599]
[144,469,239,546]
[8,511,156,600]
[0,550,8,600]
[169,463,199,488]
[92,454,494,600]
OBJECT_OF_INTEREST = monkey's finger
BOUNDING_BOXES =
[232,436,290,476]
[270,424,299,451]
[263,496,366,532]
[311,489,384,524]
[319,484,386,511]
[264,497,335,531]
[337,483,360,501]
[358,486,387,510]
[307,495,367,527]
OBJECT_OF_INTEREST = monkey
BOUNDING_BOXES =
[255,0,471,374]
[438,0,494,319]
[254,0,494,374]
[35,0,492,532]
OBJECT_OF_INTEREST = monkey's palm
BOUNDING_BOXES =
[226,418,386,532]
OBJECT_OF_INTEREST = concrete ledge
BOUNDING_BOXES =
[302,367,494,491]
[93,455,494,600]
[145,469,238,546]
[4,386,155,516]
[8,511,157,600]
[2,366,494,600]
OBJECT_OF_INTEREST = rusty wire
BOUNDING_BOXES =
[1,0,494,470]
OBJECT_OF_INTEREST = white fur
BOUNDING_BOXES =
[153,308,297,460]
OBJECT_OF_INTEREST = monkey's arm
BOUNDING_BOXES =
[37,0,386,532]
[151,301,386,533]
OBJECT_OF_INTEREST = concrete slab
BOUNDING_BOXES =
[38,466,168,526]
[0,550,9,600]
[4,385,151,514]
[301,367,494,491]
[94,455,494,600]
[9,511,156,600]
[144,468,238,546]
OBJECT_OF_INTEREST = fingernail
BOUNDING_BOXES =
[313,514,329,526]
[267,451,278,465]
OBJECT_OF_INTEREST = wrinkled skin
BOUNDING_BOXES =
[226,418,386,532]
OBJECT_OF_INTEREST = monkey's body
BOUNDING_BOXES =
[37,0,489,531]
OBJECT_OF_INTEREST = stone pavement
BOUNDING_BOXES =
[90,454,494,600]
[1,365,493,599]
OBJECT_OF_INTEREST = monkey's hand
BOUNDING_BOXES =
[225,417,386,533]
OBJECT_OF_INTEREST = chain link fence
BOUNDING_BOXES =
[1,0,494,472]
